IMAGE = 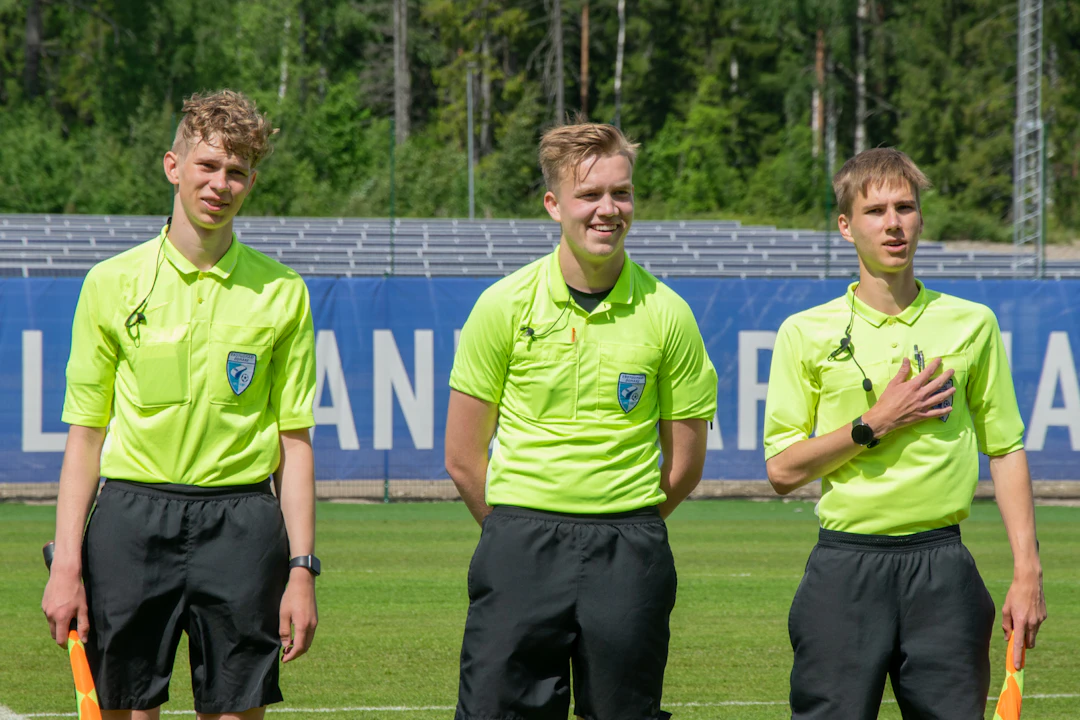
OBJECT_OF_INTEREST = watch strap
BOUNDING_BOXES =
[289,554,321,576]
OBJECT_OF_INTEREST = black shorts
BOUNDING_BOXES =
[788,525,996,720]
[456,505,677,720]
[82,478,289,714]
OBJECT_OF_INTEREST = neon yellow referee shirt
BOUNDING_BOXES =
[764,280,1024,535]
[62,227,317,486]
[450,250,718,514]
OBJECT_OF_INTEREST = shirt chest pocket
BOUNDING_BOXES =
[128,325,191,409]
[506,341,577,420]
[820,358,883,402]
[209,323,275,408]
[816,357,893,429]
[598,343,661,418]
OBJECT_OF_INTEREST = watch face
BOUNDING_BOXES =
[852,423,874,445]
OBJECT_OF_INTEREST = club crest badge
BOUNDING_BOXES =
[935,377,954,422]
[914,345,953,422]
[617,373,646,414]
[227,351,257,395]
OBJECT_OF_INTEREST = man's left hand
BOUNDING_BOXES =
[279,569,318,663]
[1001,567,1046,669]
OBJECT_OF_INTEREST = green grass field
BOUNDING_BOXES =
[1,499,1077,719]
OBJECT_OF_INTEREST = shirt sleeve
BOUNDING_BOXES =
[449,286,513,404]
[62,270,118,427]
[269,279,317,431]
[657,296,718,421]
[966,308,1025,455]
[763,319,819,461]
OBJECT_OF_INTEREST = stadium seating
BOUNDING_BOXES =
[0,214,1068,279]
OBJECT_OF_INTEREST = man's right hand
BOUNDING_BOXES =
[42,569,89,645]
[863,357,956,438]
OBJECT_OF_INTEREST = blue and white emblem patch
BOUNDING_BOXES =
[227,351,257,395]
[935,377,954,422]
[617,372,646,414]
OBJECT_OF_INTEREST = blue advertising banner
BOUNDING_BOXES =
[3,277,1079,483]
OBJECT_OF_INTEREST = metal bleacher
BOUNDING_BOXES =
[0,214,1072,280]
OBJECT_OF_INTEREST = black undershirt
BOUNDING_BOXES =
[567,284,613,314]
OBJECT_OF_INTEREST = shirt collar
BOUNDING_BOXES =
[161,226,241,279]
[846,278,928,328]
[545,249,635,306]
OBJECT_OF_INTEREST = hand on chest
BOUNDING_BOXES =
[821,327,971,421]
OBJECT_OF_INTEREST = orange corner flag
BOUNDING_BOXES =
[66,631,102,720]
[992,632,1026,720]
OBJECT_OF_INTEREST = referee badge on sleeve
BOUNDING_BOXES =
[227,351,257,395]
[618,373,646,413]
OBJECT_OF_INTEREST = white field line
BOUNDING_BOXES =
[15,695,1080,717]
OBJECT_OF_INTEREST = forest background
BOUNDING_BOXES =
[2,0,1079,242]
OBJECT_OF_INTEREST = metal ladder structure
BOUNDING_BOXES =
[1012,0,1044,277]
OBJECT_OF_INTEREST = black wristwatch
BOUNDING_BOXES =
[851,416,879,448]
[289,554,321,577]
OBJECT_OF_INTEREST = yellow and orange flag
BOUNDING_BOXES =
[66,630,102,720]
[44,542,102,720]
[992,632,1026,720]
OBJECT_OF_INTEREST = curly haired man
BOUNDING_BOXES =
[42,89,320,720]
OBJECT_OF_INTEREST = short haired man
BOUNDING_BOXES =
[42,90,319,720]
[446,122,718,720]
[764,148,1046,719]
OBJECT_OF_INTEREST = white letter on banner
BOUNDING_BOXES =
[1027,332,1080,451]
[738,331,776,451]
[22,330,66,452]
[373,330,434,450]
[1002,331,1012,369]
[707,410,724,450]
[312,330,360,450]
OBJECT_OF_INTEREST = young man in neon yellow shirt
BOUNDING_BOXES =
[42,90,319,720]
[764,148,1046,719]
[446,123,717,720]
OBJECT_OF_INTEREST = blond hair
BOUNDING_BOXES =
[833,148,931,217]
[539,122,639,191]
[172,90,277,168]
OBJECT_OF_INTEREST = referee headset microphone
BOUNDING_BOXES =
[124,216,171,344]
[519,299,572,340]
[829,283,874,393]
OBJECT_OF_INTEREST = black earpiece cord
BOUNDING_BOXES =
[828,282,873,393]
[124,216,171,334]
[519,299,572,341]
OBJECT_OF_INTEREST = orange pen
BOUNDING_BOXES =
[571,328,576,342]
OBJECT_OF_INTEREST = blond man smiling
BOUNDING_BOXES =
[446,122,717,720]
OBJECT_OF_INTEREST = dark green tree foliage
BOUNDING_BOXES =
[1044,0,1080,230]
[889,0,1015,239]
[0,0,1074,239]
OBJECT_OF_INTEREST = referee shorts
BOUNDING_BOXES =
[82,478,289,714]
[456,505,677,720]
[788,525,996,720]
